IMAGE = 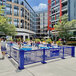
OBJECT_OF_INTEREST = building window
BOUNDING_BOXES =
[0,0,6,5]
[21,1,24,5]
[14,0,19,4]
[56,14,59,19]
[56,0,59,4]
[73,31,76,35]
[74,2,76,19]
[51,15,55,21]
[27,23,29,30]
[14,18,19,28]
[7,0,12,2]
[21,20,24,28]
[25,21,27,29]
[52,2,55,6]
[14,5,19,16]
[21,8,24,17]
[25,10,27,19]
[6,3,12,15]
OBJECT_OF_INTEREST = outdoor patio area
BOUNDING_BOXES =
[0,47,76,76]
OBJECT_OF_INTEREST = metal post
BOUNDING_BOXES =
[18,50,24,70]
[41,49,47,64]
[49,30,50,38]
[8,43,12,58]
[61,47,65,59]
[71,46,75,57]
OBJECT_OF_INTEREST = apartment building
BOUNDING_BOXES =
[68,0,76,35]
[48,0,76,36]
[0,0,37,40]
[48,0,68,30]
[68,0,76,21]
[36,11,48,39]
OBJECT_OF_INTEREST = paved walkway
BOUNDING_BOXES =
[0,47,76,76]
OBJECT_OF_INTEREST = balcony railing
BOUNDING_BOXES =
[62,5,67,11]
[62,0,67,3]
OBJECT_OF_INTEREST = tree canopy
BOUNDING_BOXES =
[0,5,16,36]
[54,14,76,41]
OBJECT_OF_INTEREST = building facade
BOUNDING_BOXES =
[48,0,76,38]
[48,0,76,36]
[68,0,76,35]
[36,11,48,39]
[0,0,37,41]
[48,0,68,30]
[68,0,76,21]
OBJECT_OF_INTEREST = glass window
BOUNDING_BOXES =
[40,13,43,17]
[14,0,19,4]
[21,20,24,28]
[7,0,12,2]
[6,3,12,15]
[52,2,55,6]
[74,2,76,19]
[14,18,19,27]
[20,1,24,5]
[27,23,29,30]
[14,5,19,16]
[25,21,27,29]
[0,0,6,5]
[56,0,59,4]
[56,14,59,19]
[21,8,24,17]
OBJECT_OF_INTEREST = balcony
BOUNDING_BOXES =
[62,5,68,11]
[62,0,67,3]
[51,19,59,23]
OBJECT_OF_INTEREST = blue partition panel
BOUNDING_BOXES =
[61,46,72,57]
[24,49,43,65]
[11,47,19,63]
[45,48,62,60]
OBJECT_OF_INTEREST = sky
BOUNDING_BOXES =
[26,0,48,11]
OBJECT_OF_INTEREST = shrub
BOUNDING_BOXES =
[56,40,62,46]
[17,38,21,42]
[41,39,45,42]
[35,39,41,43]
[32,39,35,41]
[66,41,76,46]
[25,39,30,42]
[46,38,52,44]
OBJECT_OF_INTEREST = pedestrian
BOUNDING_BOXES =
[1,38,7,60]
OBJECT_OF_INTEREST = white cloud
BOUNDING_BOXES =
[33,3,47,12]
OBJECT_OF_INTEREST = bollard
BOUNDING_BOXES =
[71,46,75,57]
[41,49,47,64]
[18,50,24,70]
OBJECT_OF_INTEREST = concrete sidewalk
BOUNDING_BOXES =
[0,47,76,76]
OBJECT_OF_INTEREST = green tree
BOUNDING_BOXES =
[0,6,16,36]
[69,20,76,29]
[54,14,76,41]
